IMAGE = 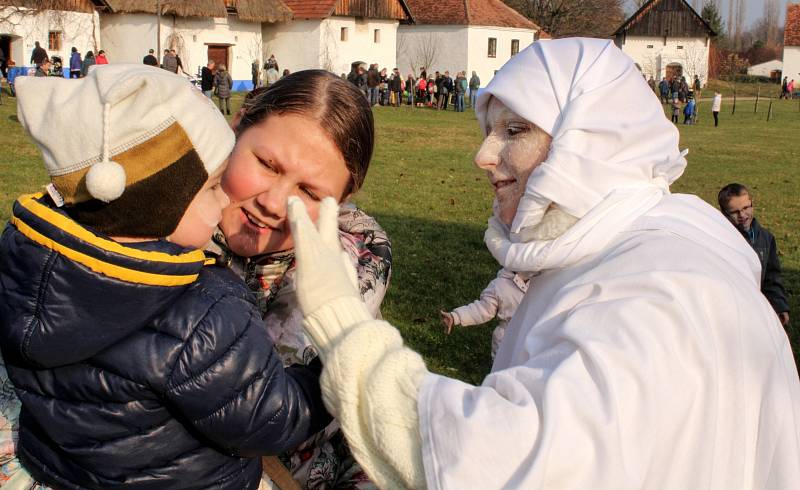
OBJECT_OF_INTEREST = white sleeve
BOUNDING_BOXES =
[450,281,500,326]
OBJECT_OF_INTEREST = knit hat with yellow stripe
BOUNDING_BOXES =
[15,64,235,237]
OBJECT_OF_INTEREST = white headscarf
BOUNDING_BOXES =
[476,38,687,238]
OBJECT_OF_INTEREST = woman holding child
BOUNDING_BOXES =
[0,67,386,489]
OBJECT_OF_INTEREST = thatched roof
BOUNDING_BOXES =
[0,0,96,13]
[102,0,228,18]
[236,0,292,23]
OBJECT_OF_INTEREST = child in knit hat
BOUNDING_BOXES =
[440,268,531,359]
[0,65,330,489]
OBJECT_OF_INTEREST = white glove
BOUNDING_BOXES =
[287,196,369,352]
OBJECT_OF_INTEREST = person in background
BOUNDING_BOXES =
[378,67,388,105]
[201,59,215,99]
[406,73,415,106]
[264,53,279,72]
[647,75,656,94]
[29,41,47,66]
[390,68,403,108]
[367,63,380,106]
[416,75,427,107]
[659,77,670,104]
[683,96,695,124]
[81,50,95,77]
[670,97,681,124]
[469,70,480,108]
[251,60,259,88]
[781,76,789,99]
[455,71,467,112]
[161,49,177,73]
[34,59,49,77]
[68,47,81,79]
[142,48,158,67]
[171,49,183,74]
[265,64,280,86]
[214,63,233,115]
[718,184,790,327]
[440,268,530,359]
[711,91,722,127]
[0,48,7,80]
[692,75,702,99]
[788,79,796,99]
[282,68,290,78]
[96,50,108,65]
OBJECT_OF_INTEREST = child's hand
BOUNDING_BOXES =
[439,310,455,335]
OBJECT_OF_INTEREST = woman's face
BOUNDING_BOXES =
[219,114,351,257]
[475,97,552,226]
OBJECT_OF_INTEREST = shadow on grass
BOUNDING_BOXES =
[370,212,499,385]
[7,115,18,123]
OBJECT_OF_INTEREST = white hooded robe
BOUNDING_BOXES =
[418,38,800,490]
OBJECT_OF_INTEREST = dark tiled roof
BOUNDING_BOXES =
[786,3,800,47]
[404,0,538,29]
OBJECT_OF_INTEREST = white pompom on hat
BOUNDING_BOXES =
[15,64,236,236]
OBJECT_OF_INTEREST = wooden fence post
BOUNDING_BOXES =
[754,83,760,113]
[767,98,773,121]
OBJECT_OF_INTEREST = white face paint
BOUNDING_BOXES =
[474,97,552,226]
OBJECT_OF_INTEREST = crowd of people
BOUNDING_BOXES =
[346,62,481,111]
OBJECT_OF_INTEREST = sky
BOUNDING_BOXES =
[626,0,788,29]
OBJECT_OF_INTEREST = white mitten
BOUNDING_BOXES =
[287,196,372,354]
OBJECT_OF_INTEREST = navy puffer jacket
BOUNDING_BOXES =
[0,194,331,489]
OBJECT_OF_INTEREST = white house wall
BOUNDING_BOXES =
[619,35,709,85]
[783,46,800,82]
[466,26,535,87]
[262,19,321,75]
[264,17,398,76]
[322,17,398,76]
[0,7,98,70]
[101,13,263,90]
[396,24,467,78]
[747,59,782,77]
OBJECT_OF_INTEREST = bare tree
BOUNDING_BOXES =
[318,21,337,73]
[505,0,625,38]
[399,31,440,76]
[680,42,708,83]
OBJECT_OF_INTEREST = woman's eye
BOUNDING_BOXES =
[507,124,528,137]
[301,187,320,201]
[259,158,277,173]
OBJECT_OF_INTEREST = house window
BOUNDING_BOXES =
[647,44,654,49]
[677,45,684,49]
[511,39,520,55]
[374,29,380,43]
[341,27,348,42]
[48,31,61,51]
[488,37,497,58]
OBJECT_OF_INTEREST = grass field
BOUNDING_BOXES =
[0,89,797,384]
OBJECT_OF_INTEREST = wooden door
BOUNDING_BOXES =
[207,45,229,71]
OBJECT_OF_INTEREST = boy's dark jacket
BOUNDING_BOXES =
[0,194,330,489]
[742,218,790,315]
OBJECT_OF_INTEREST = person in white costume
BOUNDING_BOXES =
[285,38,800,490]
[440,268,530,359]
